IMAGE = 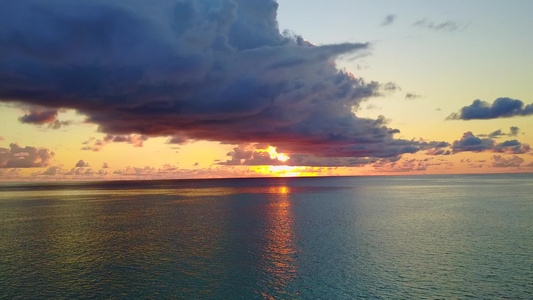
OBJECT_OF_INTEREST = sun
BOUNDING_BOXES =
[250,165,319,177]
[248,146,319,177]
[256,146,290,162]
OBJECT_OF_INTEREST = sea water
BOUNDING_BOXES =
[1,174,532,299]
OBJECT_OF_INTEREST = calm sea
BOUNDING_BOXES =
[0,174,532,299]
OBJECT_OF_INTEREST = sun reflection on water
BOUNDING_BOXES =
[258,185,298,299]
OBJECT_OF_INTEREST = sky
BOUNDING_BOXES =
[0,0,532,181]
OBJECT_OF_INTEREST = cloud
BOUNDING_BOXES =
[447,98,533,120]
[451,132,494,153]
[18,110,58,124]
[221,139,449,167]
[365,104,380,110]
[82,134,148,151]
[0,168,21,180]
[478,126,521,139]
[0,0,442,164]
[426,148,451,156]
[65,167,94,176]
[450,131,531,155]
[75,160,90,168]
[220,144,286,166]
[382,82,401,92]
[413,19,463,32]
[102,162,109,168]
[419,139,450,155]
[405,93,421,100]
[16,106,74,129]
[0,143,54,168]
[510,126,520,136]
[110,164,260,180]
[42,166,61,176]
[371,158,437,173]
[48,120,73,130]
[34,166,102,179]
[100,135,147,147]
[113,166,156,176]
[484,129,504,139]
[493,140,530,154]
[31,163,262,181]
[381,14,396,26]
[82,137,95,145]
[166,134,189,145]
[492,155,524,168]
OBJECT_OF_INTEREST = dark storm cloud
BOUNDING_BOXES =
[447,98,533,120]
[0,0,441,164]
[0,143,54,168]
[381,15,397,26]
[413,19,462,32]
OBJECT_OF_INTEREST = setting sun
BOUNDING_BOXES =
[258,146,290,162]
[250,165,319,177]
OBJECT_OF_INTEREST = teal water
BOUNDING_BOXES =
[1,174,532,299]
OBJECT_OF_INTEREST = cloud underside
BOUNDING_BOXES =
[448,98,533,120]
[0,0,451,166]
[222,129,531,165]
[221,140,449,166]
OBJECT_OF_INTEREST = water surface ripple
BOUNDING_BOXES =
[1,174,532,298]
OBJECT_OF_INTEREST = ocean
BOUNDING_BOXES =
[0,173,532,299]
